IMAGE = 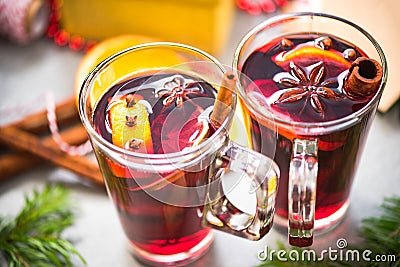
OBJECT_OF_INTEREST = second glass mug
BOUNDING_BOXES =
[79,42,280,266]
[233,12,387,246]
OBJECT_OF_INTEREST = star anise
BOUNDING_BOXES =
[154,75,202,108]
[273,61,339,114]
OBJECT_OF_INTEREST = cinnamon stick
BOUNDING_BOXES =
[0,98,79,152]
[0,97,91,181]
[0,124,91,181]
[0,154,41,181]
[0,126,103,186]
[210,72,237,126]
[11,98,79,134]
[344,57,383,99]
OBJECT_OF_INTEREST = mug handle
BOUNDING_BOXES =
[288,138,318,247]
[202,141,280,241]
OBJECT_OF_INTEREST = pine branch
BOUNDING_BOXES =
[256,196,400,267]
[0,184,86,267]
[357,196,400,266]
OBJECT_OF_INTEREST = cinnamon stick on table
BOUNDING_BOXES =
[0,98,100,183]
[0,124,91,181]
[0,98,79,152]
[0,126,104,186]
[12,98,78,134]
[210,71,237,126]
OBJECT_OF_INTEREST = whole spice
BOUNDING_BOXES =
[210,72,236,126]
[344,57,383,99]
[125,138,143,150]
[0,124,90,181]
[0,98,104,186]
[281,38,294,49]
[343,48,357,60]
[154,75,203,108]
[0,126,104,186]
[125,94,136,108]
[125,115,137,127]
[316,36,332,50]
[273,61,339,114]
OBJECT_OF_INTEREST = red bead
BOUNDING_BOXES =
[261,0,276,13]
[54,30,69,46]
[69,35,85,50]
[47,24,58,37]
[246,1,263,15]
[236,0,249,10]
[275,0,288,7]
[236,0,288,14]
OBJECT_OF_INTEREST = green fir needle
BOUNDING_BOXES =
[0,184,86,267]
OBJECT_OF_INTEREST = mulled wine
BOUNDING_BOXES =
[80,43,284,262]
[240,34,379,227]
[92,72,217,256]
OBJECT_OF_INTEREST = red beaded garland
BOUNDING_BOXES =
[47,0,95,52]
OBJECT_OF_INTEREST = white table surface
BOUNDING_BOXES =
[1,9,400,267]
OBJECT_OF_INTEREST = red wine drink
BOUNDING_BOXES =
[234,13,387,246]
[92,73,216,257]
[79,43,281,264]
[241,33,370,221]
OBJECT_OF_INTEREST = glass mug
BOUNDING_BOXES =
[233,13,387,246]
[79,42,280,266]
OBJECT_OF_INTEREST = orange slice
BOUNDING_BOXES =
[275,46,351,68]
[109,96,153,154]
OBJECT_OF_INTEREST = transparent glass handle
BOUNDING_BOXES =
[288,138,318,247]
[202,141,280,241]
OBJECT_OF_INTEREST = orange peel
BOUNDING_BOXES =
[275,46,351,68]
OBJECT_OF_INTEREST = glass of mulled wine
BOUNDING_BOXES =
[233,13,387,247]
[79,42,280,266]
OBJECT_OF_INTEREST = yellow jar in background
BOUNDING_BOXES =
[55,0,235,55]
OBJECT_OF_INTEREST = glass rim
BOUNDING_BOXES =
[232,12,388,132]
[79,41,232,161]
